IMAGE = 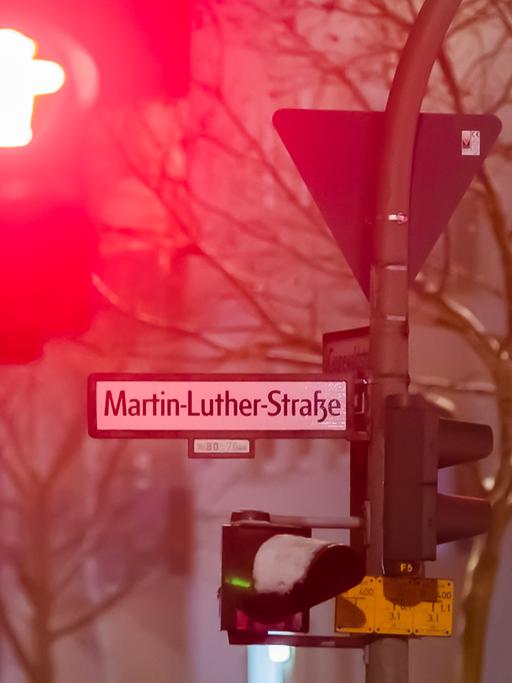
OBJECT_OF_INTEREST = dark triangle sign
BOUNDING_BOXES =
[273,109,501,298]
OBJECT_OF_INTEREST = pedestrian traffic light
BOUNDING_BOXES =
[220,510,364,636]
[383,395,493,566]
[0,28,65,148]
[0,0,193,103]
[0,19,100,364]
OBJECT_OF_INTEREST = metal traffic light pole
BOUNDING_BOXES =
[366,1,463,682]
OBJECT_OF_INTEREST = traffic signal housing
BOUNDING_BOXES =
[384,395,493,566]
[0,197,97,364]
[1,0,193,103]
[220,510,364,637]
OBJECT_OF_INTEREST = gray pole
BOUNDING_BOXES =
[366,1,462,681]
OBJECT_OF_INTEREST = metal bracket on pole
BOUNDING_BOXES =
[269,514,364,530]
[228,631,376,649]
[229,510,365,530]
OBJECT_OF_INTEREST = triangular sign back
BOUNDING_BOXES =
[273,109,501,298]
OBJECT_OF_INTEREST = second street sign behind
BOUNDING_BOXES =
[88,373,356,439]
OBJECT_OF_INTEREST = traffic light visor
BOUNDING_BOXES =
[237,535,364,624]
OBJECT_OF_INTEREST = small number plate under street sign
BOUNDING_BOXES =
[189,438,254,459]
[335,577,453,637]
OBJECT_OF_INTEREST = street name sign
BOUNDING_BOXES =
[88,373,356,439]
[323,327,370,435]
[323,327,370,378]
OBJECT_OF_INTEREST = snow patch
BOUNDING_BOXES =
[253,534,328,595]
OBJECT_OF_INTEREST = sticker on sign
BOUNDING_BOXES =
[88,374,352,438]
[189,439,254,459]
[194,439,251,454]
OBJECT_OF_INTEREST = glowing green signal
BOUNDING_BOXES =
[227,576,252,589]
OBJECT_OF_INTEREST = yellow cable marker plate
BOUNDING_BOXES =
[335,576,377,633]
[335,577,453,637]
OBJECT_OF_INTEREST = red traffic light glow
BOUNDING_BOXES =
[0,199,98,364]
[0,28,65,148]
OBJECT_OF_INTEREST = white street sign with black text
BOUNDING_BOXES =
[88,374,353,438]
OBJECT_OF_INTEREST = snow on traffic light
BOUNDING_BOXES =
[220,510,364,636]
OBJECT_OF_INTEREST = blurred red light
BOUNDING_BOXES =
[0,28,65,148]
[0,198,98,364]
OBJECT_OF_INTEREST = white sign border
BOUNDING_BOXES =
[88,373,358,439]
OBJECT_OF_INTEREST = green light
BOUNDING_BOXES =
[227,576,252,589]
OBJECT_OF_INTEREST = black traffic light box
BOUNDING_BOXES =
[384,395,492,565]
[220,510,364,635]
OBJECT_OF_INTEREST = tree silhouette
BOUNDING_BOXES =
[1,1,508,681]
[93,2,510,681]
